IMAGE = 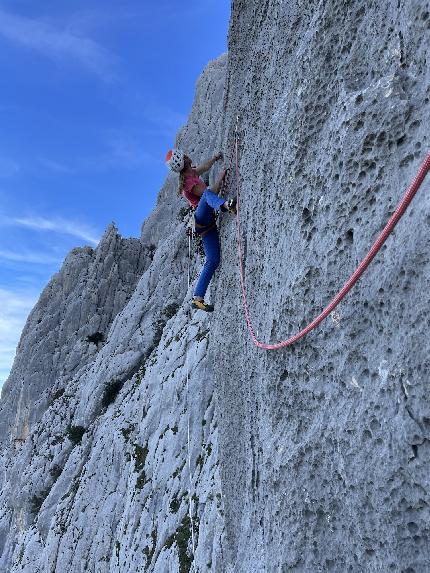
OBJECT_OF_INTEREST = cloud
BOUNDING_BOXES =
[105,135,154,168]
[124,99,187,138]
[38,158,74,174]
[142,104,188,136]
[0,157,20,177]
[13,216,100,245]
[0,8,118,81]
[38,134,153,173]
[80,131,155,171]
[0,248,62,265]
[0,287,38,391]
[0,213,100,246]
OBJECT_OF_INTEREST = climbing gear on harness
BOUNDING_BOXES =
[165,148,185,172]
[192,297,214,312]
[232,114,430,349]
[184,206,218,239]
[183,209,203,259]
[185,207,196,239]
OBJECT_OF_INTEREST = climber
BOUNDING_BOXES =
[165,148,236,312]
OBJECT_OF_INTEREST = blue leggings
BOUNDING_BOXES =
[194,189,225,299]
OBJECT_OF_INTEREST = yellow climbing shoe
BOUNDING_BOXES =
[192,298,214,312]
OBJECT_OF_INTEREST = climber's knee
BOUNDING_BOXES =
[207,255,220,270]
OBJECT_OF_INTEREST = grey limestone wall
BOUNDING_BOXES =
[212,1,430,571]
[0,224,149,449]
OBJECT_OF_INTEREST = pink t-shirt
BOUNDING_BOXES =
[182,169,205,208]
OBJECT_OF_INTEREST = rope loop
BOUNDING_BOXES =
[233,125,430,350]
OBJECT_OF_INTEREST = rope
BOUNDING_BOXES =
[185,231,196,565]
[234,119,430,350]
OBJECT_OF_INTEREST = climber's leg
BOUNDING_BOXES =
[192,228,221,312]
[195,188,226,225]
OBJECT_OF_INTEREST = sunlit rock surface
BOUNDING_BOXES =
[213,1,430,571]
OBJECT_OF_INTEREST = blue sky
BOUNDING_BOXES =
[0,0,231,390]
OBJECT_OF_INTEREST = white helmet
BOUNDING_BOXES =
[165,149,185,173]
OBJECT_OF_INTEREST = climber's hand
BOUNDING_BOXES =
[214,151,223,161]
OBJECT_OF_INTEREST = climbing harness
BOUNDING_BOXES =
[194,218,217,237]
[233,115,430,349]
[185,207,220,264]
[184,206,218,239]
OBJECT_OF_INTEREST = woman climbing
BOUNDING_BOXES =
[165,148,236,312]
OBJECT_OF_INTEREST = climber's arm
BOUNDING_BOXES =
[195,152,223,175]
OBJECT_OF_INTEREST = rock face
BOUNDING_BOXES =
[213,1,430,571]
[0,225,149,448]
[1,2,430,572]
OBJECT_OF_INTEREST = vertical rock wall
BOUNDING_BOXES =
[212,1,430,571]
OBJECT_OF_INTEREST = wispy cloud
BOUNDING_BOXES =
[142,103,187,136]
[0,248,62,265]
[104,134,154,168]
[125,100,187,138]
[13,216,100,245]
[0,8,118,81]
[0,157,20,177]
[0,287,38,391]
[81,130,155,171]
[0,213,100,245]
[38,158,74,174]
[36,132,154,173]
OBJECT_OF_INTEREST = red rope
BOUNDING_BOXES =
[234,138,430,350]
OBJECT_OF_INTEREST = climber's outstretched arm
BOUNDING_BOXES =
[195,152,223,175]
